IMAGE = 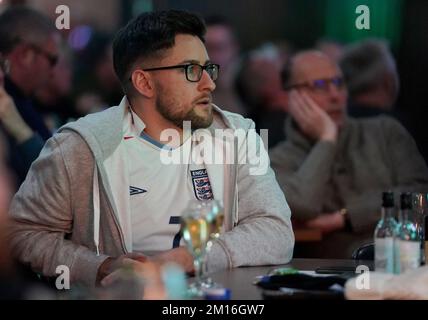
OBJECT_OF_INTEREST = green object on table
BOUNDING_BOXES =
[269,267,299,276]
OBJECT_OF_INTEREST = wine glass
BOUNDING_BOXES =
[181,200,210,297]
[201,199,225,289]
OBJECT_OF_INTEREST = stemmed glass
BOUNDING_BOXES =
[181,200,210,297]
[201,199,224,289]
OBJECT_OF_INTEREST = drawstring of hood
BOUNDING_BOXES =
[93,165,101,256]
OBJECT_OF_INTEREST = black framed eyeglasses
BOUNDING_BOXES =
[285,76,345,92]
[27,44,59,68]
[142,63,220,82]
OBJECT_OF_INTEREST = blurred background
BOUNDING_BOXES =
[0,0,426,159]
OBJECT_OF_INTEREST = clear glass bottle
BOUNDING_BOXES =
[412,193,427,265]
[397,192,421,273]
[374,191,397,273]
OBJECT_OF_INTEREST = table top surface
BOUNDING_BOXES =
[209,258,373,300]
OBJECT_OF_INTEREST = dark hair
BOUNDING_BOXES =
[0,6,56,54]
[339,38,398,98]
[112,10,206,93]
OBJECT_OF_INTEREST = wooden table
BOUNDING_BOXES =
[208,258,373,300]
[294,228,322,242]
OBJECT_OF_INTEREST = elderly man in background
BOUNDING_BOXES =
[0,6,60,182]
[270,50,428,258]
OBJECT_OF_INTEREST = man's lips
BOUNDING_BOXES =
[195,97,212,106]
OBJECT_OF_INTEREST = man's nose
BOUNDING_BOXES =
[328,83,341,100]
[198,70,216,92]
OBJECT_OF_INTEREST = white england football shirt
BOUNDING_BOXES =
[123,108,213,256]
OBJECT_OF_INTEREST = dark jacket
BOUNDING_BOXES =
[3,77,49,182]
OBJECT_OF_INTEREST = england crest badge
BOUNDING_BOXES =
[191,169,214,201]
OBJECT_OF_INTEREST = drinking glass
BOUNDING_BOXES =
[201,199,225,289]
[181,200,210,297]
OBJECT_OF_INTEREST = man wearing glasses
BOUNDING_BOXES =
[8,10,294,288]
[0,7,59,182]
[270,50,428,258]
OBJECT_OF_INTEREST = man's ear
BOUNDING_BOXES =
[131,69,154,98]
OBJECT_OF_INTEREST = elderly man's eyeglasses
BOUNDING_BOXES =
[28,44,59,68]
[142,63,220,82]
[285,76,345,92]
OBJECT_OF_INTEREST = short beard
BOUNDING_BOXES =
[155,87,214,129]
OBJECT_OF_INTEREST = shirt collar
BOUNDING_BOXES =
[126,104,194,150]
[128,106,146,136]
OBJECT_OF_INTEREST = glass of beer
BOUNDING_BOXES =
[181,200,210,297]
[202,199,224,288]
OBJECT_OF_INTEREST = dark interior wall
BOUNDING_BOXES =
[397,0,428,113]
[396,0,428,159]
[154,0,326,50]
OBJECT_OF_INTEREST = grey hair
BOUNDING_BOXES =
[0,6,56,54]
[339,39,399,98]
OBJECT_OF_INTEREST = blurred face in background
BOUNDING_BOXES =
[9,32,61,95]
[205,24,238,71]
[290,52,348,127]
[31,33,61,91]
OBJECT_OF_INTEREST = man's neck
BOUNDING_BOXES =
[131,102,184,148]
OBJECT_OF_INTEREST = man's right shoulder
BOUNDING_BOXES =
[43,130,92,161]
[51,129,87,147]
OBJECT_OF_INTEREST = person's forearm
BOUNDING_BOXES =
[0,112,34,144]
[206,214,294,272]
[11,125,33,144]
[277,141,337,219]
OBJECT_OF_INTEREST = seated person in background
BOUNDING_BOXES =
[340,38,427,165]
[34,41,77,133]
[8,10,294,289]
[270,50,428,259]
[204,15,247,116]
[339,39,399,118]
[235,42,292,148]
[0,7,60,182]
[0,54,44,183]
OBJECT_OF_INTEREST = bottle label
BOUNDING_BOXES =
[375,237,394,273]
[399,240,420,272]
